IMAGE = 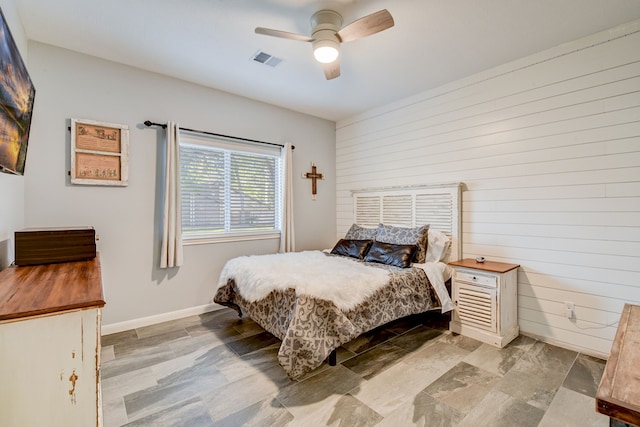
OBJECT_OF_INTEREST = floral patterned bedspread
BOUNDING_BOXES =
[213,259,442,379]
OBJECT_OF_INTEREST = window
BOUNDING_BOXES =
[179,133,282,242]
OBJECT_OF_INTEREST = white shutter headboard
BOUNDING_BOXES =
[351,182,463,262]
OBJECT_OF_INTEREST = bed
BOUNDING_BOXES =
[213,183,463,379]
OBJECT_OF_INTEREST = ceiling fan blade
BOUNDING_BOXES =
[322,60,341,80]
[255,27,313,42]
[337,9,394,43]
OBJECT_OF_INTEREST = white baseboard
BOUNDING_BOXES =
[519,331,609,361]
[101,303,223,336]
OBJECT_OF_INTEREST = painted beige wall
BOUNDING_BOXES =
[24,42,336,326]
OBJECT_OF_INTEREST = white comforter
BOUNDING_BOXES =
[217,250,453,312]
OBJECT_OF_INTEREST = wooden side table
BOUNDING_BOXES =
[448,258,520,348]
[597,303,640,426]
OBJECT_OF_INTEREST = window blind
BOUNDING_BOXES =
[180,139,282,238]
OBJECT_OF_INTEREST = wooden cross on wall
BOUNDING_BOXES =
[304,162,324,200]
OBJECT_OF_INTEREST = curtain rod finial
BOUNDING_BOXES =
[144,120,153,127]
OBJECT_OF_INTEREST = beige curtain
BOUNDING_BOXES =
[160,122,184,268]
[279,142,295,253]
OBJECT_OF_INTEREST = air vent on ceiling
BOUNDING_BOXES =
[252,50,283,67]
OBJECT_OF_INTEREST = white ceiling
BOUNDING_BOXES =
[13,0,640,122]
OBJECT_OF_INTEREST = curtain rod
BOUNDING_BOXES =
[143,121,294,149]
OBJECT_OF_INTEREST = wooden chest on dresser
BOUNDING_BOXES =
[14,226,97,266]
[448,258,520,348]
[0,255,105,427]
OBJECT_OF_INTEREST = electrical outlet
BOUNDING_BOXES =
[564,301,575,319]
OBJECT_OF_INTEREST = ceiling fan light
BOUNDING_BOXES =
[314,46,339,63]
[313,39,340,63]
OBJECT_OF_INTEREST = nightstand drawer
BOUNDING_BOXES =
[454,270,497,288]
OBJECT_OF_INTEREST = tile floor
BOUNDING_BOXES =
[100,309,610,426]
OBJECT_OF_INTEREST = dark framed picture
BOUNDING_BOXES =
[0,6,36,175]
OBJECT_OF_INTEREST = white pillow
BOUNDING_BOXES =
[425,229,451,263]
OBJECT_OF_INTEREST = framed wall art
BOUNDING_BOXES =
[70,118,129,186]
[0,6,36,175]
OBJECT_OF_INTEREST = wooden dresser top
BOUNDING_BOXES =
[448,258,520,274]
[0,255,105,322]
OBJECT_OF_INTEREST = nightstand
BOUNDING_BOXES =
[448,258,520,347]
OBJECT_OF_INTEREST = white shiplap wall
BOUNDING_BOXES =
[335,20,640,358]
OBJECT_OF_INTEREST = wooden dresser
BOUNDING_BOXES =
[0,255,105,427]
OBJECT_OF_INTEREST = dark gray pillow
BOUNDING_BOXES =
[375,224,429,263]
[330,239,373,259]
[363,241,417,268]
[344,223,378,240]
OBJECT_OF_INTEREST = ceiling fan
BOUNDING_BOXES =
[255,9,394,80]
